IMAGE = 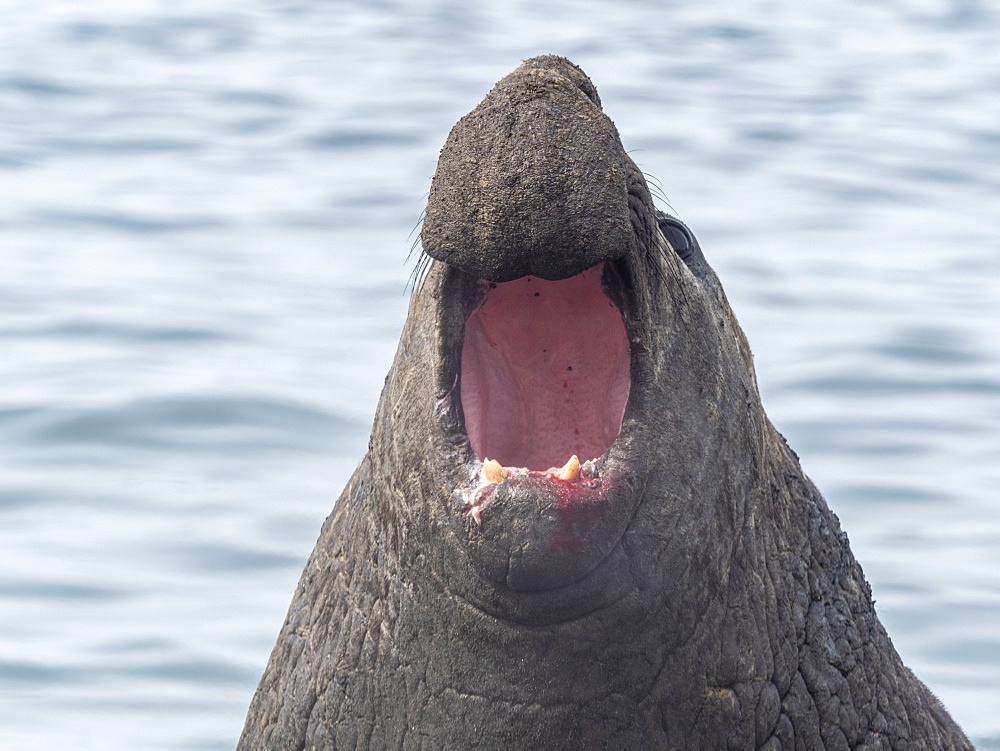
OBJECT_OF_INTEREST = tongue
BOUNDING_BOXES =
[460,263,631,471]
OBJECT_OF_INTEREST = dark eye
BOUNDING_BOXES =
[657,215,694,263]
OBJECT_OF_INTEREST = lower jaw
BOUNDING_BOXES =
[450,459,627,593]
[444,422,644,594]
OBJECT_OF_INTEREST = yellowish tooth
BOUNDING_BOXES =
[558,455,581,481]
[483,458,503,483]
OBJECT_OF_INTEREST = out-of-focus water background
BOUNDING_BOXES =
[1,0,997,748]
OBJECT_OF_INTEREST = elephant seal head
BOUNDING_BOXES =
[403,55,761,626]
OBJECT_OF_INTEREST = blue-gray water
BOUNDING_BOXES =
[2,1,998,748]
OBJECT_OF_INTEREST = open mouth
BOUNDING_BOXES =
[444,260,638,529]
[460,263,631,475]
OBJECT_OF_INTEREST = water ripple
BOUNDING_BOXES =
[0,580,132,602]
[26,210,227,235]
[11,396,363,454]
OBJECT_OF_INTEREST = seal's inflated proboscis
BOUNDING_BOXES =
[240,56,971,749]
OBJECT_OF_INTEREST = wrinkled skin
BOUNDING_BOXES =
[240,56,971,749]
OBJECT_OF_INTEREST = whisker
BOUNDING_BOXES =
[405,209,426,263]
[404,209,434,295]
[406,249,433,295]
[642,172,675,213]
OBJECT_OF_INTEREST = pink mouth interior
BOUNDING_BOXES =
[460,263,631,471]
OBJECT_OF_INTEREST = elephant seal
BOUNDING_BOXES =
[240,56,971,749]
